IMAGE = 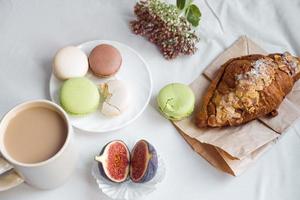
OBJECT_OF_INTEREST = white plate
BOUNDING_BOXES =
[49,40,152,133]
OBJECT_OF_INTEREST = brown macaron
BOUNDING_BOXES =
[88,44,122,77]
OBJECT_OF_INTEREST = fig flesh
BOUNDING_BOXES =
[95,140,130,183]
[130,140,158,183]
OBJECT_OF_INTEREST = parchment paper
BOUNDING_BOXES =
[173,36,300,176]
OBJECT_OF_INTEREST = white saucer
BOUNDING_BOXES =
[49,40,152,133]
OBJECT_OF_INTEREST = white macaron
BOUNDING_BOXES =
[53,46,88,80]
[100,80,130,116]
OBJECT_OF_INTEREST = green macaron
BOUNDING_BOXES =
[60,77,100,115]
[157,83,195,121]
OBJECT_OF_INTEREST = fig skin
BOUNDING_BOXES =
[130,140,158,183]
[95,140,130,183]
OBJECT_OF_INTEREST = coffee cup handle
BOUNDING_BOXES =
[0,156,24,192]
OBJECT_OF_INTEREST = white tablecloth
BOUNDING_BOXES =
[0,0,300,199]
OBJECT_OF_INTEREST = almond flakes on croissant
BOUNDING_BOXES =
[196,52,300,128]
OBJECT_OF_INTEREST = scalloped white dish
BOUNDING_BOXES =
[91,155,165,200]
[49,40,152,133]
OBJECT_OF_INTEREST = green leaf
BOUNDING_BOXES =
[177,0,186,10]
[186,4,201,27]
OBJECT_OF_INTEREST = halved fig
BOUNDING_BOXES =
[95,140,130,183]
[130,140,158,183]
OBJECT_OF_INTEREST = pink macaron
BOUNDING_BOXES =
[88,44,122,77]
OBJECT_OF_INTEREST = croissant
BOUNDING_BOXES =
[196,52,300,128]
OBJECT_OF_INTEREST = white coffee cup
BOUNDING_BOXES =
[0,100,77,191]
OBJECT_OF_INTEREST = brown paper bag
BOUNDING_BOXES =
[173,36,300,176]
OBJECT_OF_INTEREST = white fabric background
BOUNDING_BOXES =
[0,0,300,199]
